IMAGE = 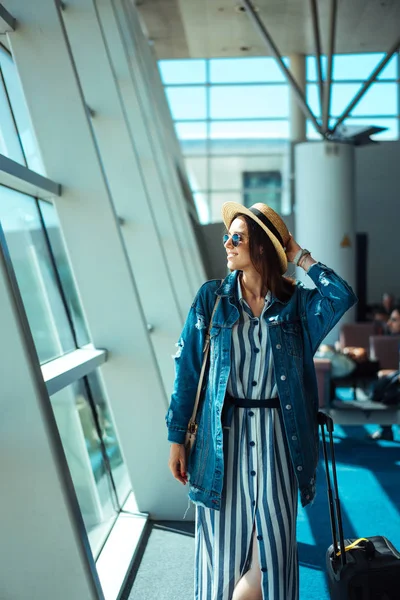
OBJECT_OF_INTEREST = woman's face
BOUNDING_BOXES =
[224,217,253,271]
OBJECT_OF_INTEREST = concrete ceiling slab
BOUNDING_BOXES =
[136,0,400,59]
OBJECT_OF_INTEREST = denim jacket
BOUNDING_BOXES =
[166,262,357,511]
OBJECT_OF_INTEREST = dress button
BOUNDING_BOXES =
[250,441,255,447]
[252,380,257,386]
[297,466,303,472]
[255,348,260,353]
[280,375,286,381]
[285,404,292,410]
[276,344,281,349]
[251,470,256,476]
[292,435,297,441]
[261,567,267,573]
[248,411,254,417]
[257,535,263,541]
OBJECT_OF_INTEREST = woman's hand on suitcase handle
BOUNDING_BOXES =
[169,443,188,485]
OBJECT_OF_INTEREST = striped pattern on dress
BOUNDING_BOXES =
[194,276,299,600]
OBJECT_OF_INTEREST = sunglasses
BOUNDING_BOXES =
[223,233,243,247]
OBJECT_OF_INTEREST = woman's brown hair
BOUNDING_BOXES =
[230,212,295,302]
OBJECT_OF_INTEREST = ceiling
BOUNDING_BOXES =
[136,0,400,59]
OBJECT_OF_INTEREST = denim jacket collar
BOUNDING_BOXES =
[215,270,290,305]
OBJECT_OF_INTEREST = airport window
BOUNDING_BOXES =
[50,372,131,557]
[0,46,45,175]
[160,53,400,224]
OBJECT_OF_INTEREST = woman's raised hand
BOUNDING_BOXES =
[168,443,188,485]
[285,232,302,264]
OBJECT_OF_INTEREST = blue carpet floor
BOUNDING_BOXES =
[298,422,400,598]
[126,423,400,599]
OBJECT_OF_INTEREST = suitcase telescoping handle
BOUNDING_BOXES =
[317,411,347,567]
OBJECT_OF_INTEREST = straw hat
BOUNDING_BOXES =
[221,202,290,273]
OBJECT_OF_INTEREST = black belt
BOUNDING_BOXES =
[226,393,280,409]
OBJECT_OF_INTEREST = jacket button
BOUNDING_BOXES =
[257,535,263,541]
[280,375,286,381]
[276,344,281,349]
[250,441,255,447]
[251,470,256,476]
[255,348,260,353]
[248,411,254,417]
[297,466,303,472]
[285,404,292,410]
[252,380,257,386]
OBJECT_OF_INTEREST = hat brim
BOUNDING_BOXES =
[221,201,288,274]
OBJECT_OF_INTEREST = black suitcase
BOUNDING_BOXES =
[318,411,400,600]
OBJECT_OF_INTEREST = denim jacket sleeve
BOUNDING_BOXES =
[299,262,358,354]
[165,282,216,444]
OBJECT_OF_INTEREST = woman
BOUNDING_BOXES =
[166,202,357,600]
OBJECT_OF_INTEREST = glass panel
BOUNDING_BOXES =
[210,58,288,83]
[350,82,398,116]
[158,59,206,84]
[0,75,25,164]
[210,155,284,190]
[184,157,208,191]
[0,48,45,175]
[165,86,207,120]
[333,53,398,81]
[0,187,76,363]
[307,82,397,117]
[175,121,207,140]
[306,53,398,81]
[86,371,132,505]
[193,192,210,224]
[50,377,125,557]
[210,120,289,139]
[210,85,289,119]
[210,191,242,224]
[39,201,90,348]
[306,55,327,83]
[307,83,363,118]
[306,84,323,118]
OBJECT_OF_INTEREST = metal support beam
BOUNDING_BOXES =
[0,153,61,199]
[0,4,16,33]
[322,0,337,133]
[310,0,324,117]
[330,38,400,135]
[241,0,324,136]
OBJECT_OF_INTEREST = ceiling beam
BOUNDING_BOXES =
[322,0,337,133]
[310,0,324,119]
[240,0,324,137]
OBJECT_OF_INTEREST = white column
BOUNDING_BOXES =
[289,54,306,143]
[295,141,356,344]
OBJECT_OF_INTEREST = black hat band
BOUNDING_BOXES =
[249,207,284,247]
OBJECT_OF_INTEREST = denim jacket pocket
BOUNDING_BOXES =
[281,321,303,358]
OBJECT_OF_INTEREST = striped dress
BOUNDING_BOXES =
[194,277,299,600]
